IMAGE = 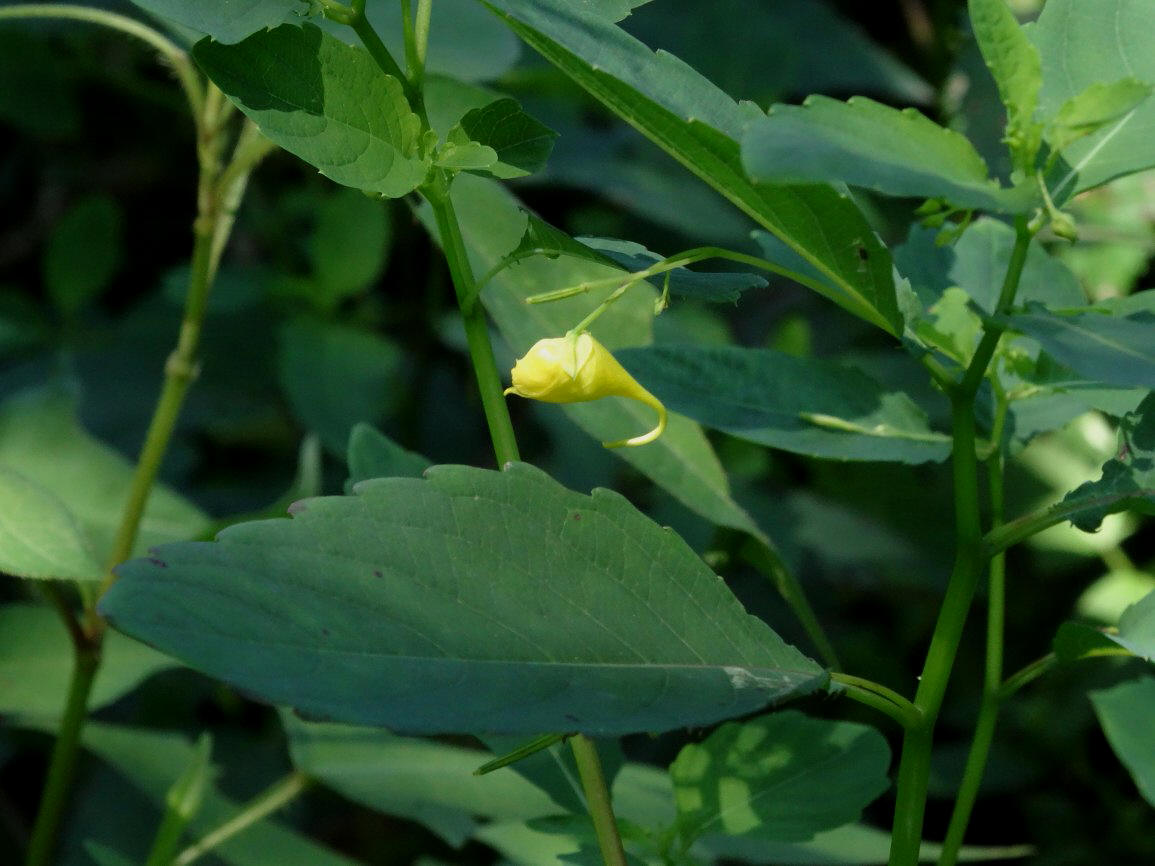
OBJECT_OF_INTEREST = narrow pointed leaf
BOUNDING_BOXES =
[1032,0,1155,196]
[481,0,901,335]
[101,463,825,735]
[193,24,429,197]
[670,711,890,843]
[617,344,952,463]
[742,96,1034,212]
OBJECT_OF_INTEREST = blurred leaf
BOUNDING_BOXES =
[308,188,391,304]
[345,423,431,487]
[277,318,404,455]
[670,711,889,844]
[284,713,562,847]
[618,344,952,463]
[0,386,210,576]
[481,0,901,335]
[1049,78,1153,154]
[743,96,1033,212]
[101,463,825,734]
[1077,567,1155,623]
[43,195,123,315]
[1056,392,1155,531]
[0,604,175,719]
[1052,622,1130,663]
[622,0,932,105]
[84,842,137,866]
[453,98,558,178]
[1089,676,1155,809]
[128,0,306,43]
[194,24,429,197]
[0,32,79,137]
[1003,305,1155,390]
[969,0,1042,170]
[1109,590,1155,662]
[1032,0,1155,196]
[0,466,101,580]
[72,723,356,865]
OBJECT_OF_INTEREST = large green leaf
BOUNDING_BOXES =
[742,96,1033,212]
[1003,305,1155,390]
[1089,676,1155,809]
[102,462,825,734]
[617,344,951,464]
[0,386,210,580]
[480,0,901,336]
[284,714,563,847]
[0,604,175,719]
[193,24,429,197]
[447,174,772,544]
[1031,0,1155,196]
[1055,392,1155,532]
[669,710,890,844]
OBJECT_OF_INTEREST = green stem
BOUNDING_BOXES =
[831,673,921,729]
[173,772,311,866]
[0,4,204,123]
[344,6,415,105]
[399,0,431,92]
[23,640,101,866]
[939,388,1009,866]
[888,219,1033,866]
[424,172,521,466]
[571,734,629,866]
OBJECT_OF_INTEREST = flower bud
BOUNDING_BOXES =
[504,333,667,447]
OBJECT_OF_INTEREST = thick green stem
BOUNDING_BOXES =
[571,734,629,866]
[888,219,1033,866]
[424,172,521,466]
[173,772,310,866]
[23,640,100,866]
[939,389,1008,866]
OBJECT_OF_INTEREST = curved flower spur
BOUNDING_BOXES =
[504,332,667,448]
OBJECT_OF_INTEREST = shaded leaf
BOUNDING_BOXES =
[1057,393,1155,532]
[1032,0,1155,196]
[1089,676,1155,809]
[277,318,405,456]
[1052,621,1131,663]
[1110,590,1155,662]
[193,24,429,197]
[102,462,825,734]
[617,344,952,463]
[481,0,901,335]
[44,195,122,315]
[670,710,890,843]
[454,98,558,178]
[0,386,210,576]
[1003,305,1155,390]
[742,95,1033,212]
[345,423,431,487]
[308,187,392,304]
[284,713,562,847]
[0,604,175,719]
[580,237,767,303]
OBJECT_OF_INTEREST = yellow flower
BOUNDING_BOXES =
[504,333,667,448]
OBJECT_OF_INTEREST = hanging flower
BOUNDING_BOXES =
[504,333,667,447]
